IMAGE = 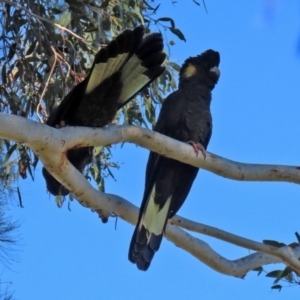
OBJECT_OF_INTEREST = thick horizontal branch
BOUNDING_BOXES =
[0,113,299,185]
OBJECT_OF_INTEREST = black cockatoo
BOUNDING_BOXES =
[42,26,166,196]
[128,49,220,271]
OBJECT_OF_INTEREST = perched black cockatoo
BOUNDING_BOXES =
[42,26,166,196]
[128,49,220,271]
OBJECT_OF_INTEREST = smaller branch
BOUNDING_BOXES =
[53,23,97,48]
[36,46,58,123]
[170,216,300,274]
[165,224,298,277]
[171,215,286,254]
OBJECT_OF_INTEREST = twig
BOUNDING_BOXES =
[36,46,58,123]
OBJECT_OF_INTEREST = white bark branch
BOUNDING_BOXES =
[1,113,300,184]
[1,112,300,276]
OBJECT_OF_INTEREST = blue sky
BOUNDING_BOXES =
[2,0,300,299]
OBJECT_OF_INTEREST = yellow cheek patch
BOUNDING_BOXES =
[183,63,197,78]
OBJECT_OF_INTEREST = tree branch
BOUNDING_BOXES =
[1,113,300,276]
[1,113,299,185]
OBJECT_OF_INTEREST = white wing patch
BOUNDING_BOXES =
[85,53,129,94]
[118,56,148,103]
[142,184,171,237]
[118,74,149,103]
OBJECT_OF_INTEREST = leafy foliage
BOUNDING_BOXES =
[0,282,15,300]
[252,233,300,290]
[0,140,18,194]
[0,0,186,200]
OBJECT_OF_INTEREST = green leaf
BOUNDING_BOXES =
[295,232,300,243]
[5,163,11,178]
[106,166,116,181]
[153,4,161,13]
[90,164,99,181]
[93,146,103,157]
[17,187,24,208]
[192,0,208,12]
[84,26,98,33]
[263,240,286,248]
[168,27,186,42]
[26,39,37,55]
[123,107,129,125]
[134,3,144,24]
[156,17,175,28]
[68,5,83,14]
[27,164,34,181]
[100,0,110,9]
[265,270,283,279]
[252,266,263,276]
[4,143,18,164]
[50,8,63,14]
[32,154,39,169]
[98,176,104,192]
[7,43,16,61]
[34,4,46,15]
[25,56,40,63]
[202,0,208,13]
[143,0,160,12]
[144,96,155,126]
[266,269,290,285]
[9,93,21,114]
[55,195,65,208]
[280,266,293,283]
[271,285,282,291]
[169,75,177,91]
[2,64,6,85]
[4,140,10,151]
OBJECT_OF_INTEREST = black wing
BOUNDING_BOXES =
[43,26,166,196]
[46,26,165,128]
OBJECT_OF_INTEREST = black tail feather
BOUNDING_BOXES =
[129,223,164,271]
